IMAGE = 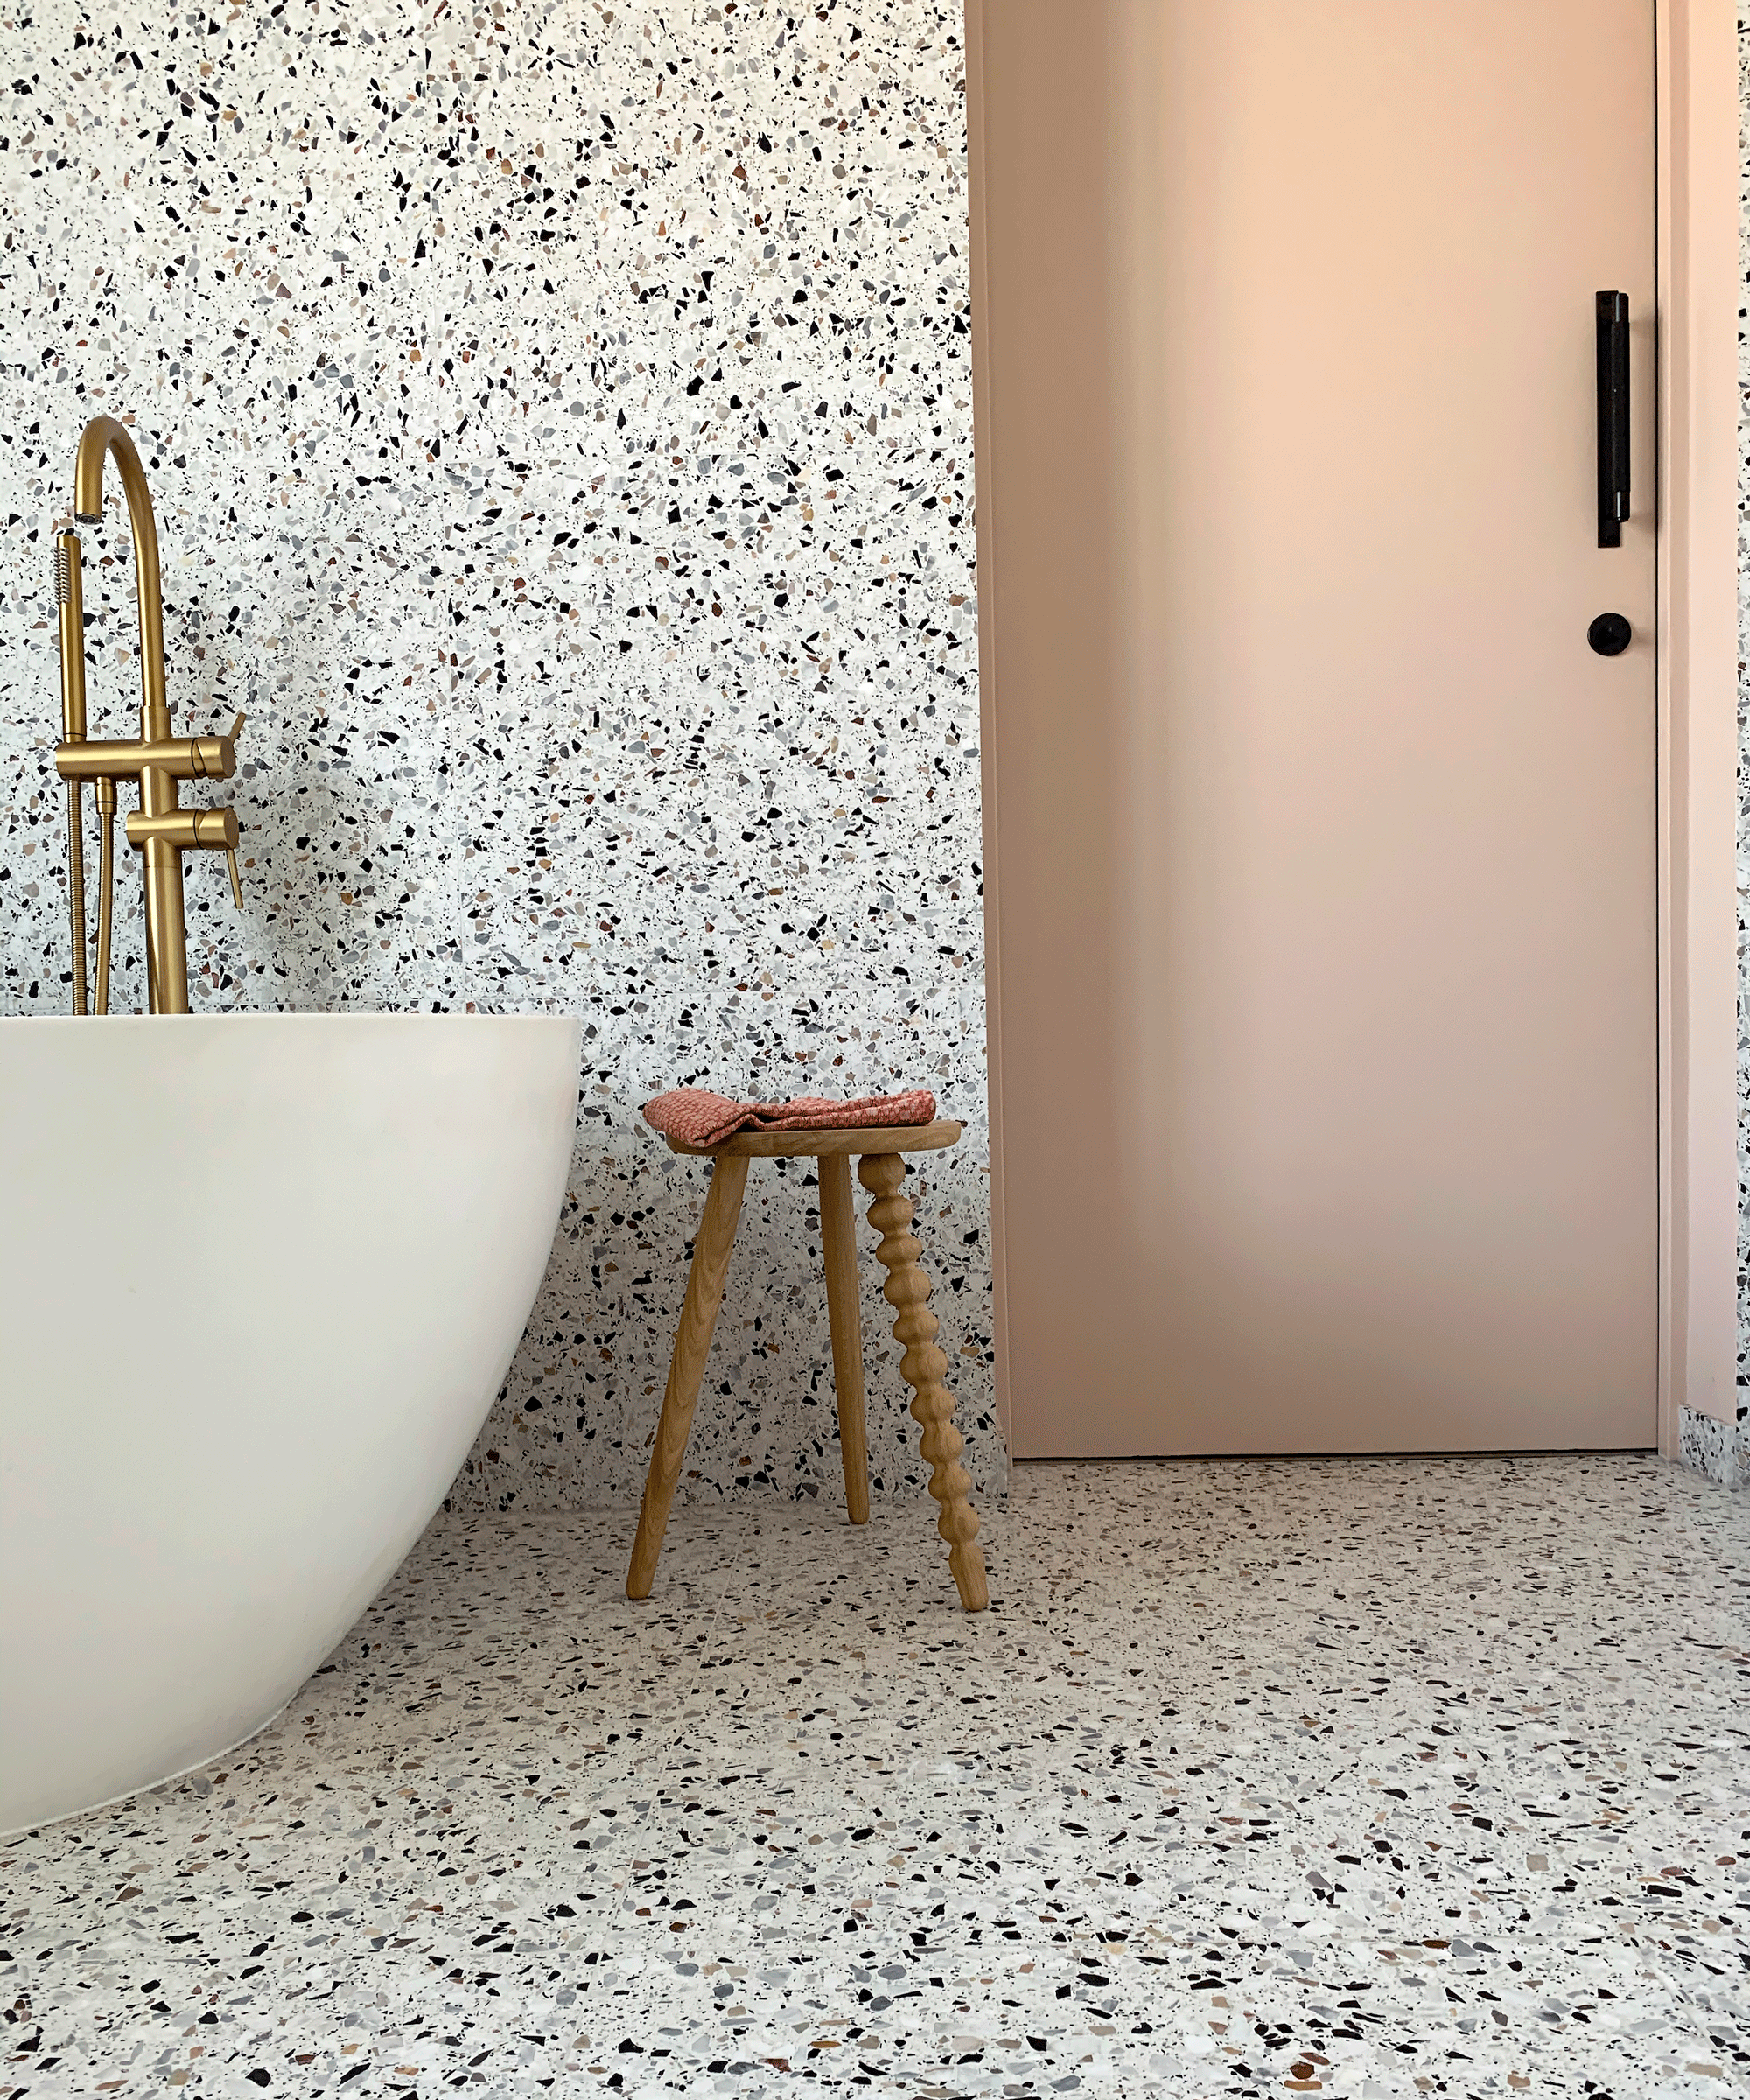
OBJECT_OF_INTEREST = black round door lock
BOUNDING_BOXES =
[1587,612,1632,656]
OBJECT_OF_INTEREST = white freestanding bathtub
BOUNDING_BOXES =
[0,1012,578,1832]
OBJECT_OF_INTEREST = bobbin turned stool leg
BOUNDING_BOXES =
[858,1152,989,1612]
[626,1152,750,1600]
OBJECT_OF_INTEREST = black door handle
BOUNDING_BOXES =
[1588,612,1632,656]
[1595,290,1629,547]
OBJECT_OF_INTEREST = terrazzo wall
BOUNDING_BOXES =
[0,0,998,1512]
[3,1,1746,1500]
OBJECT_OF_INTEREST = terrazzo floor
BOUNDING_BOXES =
[4,1457,1746,2099]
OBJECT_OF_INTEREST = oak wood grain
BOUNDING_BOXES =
[626,1152,750,1600]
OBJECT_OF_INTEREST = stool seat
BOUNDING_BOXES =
[628,1116,988,1611]
[661,1117,963,1158]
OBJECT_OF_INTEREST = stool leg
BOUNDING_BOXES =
[858,1152,989,1612]
[626,1152,751,1600]
[819,1152,870,1524]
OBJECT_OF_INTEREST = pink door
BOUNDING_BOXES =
[971,0,1658,1454]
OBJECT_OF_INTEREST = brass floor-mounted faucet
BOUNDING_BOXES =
[53,415,246,1014]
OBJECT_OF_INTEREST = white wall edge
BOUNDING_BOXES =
[1656,0,1741,1453]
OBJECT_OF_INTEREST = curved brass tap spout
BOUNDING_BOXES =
[74,417,169,740]
[53,416,245,1015]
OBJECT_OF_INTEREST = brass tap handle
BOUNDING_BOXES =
[217,716,246,909]
[60,735,235,782]
[126,806,240,851]
[214,710,247,776]
[220,718,243,906]
[226,718,245,910]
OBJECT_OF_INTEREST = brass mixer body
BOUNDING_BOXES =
[52,416,243,1014]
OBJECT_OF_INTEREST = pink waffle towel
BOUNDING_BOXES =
[642,1086,937,1150]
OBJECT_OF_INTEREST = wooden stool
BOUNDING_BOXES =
[625,1120,989,1613]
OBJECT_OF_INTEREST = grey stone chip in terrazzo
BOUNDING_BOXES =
[4,1456,1747,2096]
